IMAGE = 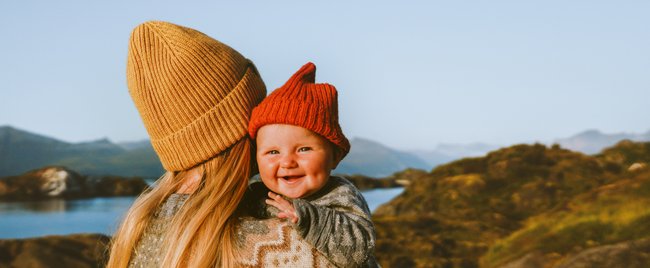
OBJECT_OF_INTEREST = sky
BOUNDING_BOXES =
[1,1,648,150]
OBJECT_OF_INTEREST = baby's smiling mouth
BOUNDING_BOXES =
[280,175,303,183]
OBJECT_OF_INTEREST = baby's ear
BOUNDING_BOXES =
[330,147,343,170]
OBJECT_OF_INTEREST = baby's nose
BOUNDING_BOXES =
[279,155,298,168]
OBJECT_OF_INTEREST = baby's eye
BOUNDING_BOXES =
[267,150,279,155]
[298,147,312,152]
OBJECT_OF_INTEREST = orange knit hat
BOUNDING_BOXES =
[248,62,350,159]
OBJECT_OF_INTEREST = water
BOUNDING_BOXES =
[362,187,404,212]
[0,187,404,239]
[0,197,134,239]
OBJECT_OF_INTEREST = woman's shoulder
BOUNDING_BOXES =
[236,217,336,267]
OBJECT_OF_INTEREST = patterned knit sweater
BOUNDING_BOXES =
[128,177,378,267]
[243,176,379,268]
[128,195,338,267]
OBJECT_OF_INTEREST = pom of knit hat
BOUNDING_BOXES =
[127,21,266,171]
[248,62,350,159]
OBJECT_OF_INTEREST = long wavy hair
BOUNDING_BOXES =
[107,138,253,267]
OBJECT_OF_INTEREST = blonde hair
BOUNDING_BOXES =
[107,138,253,267]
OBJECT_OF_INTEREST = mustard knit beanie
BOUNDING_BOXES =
[126,21,266,171]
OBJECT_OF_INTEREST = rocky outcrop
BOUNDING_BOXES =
[555,238,650,268]
[0,233,109,268]
[499,238,650,268]
[372,141,650,268]
[343,168,426,191]
[0,166,148,201]
[342,174,397,190]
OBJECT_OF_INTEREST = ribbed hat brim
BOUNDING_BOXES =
[152,66,266,171]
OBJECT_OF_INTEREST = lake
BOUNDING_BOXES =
[0,187,404,239]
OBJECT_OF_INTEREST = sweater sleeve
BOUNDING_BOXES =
[292,177,377,268]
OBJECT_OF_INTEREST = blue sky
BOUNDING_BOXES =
[1,1,648,150]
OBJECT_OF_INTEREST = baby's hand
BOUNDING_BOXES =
[265,192,299,224]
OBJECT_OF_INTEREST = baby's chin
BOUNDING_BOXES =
[277,187,322,199]
[277,190,308,199]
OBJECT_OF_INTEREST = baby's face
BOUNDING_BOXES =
[256,124,336,199]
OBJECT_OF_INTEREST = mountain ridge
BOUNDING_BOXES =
[372,140,650,267]
[0,126,432,178]
[555,129,650,154]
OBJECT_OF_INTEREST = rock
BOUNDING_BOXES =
[372,142,650,268]
[344,168,429,191]
[439,174,486,196]
[629,162,647,172]
[341,169,428,191]
[85,175,149,197]
[499,251,561,268]
[0,166,148,201]
[0,233,109,268]
[343,174,401,190]
[0,166,84,199]
[0,181,8,196]
[554,237,650,268]
[38,167,84,196]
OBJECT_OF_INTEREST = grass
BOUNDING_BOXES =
[480,177,650,268]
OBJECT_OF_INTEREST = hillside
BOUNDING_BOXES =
[555,129,650,155]
[411,142,500,167]
[0,234,109,267]
[1,140,649,267]
[372,140,650,267]
[0,126,161,178]
[0,166,148,200]
[335,137,430,176]
[0,126,431,178]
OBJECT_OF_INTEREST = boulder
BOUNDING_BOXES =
[0,166,148,201]
[554,238,650,268]
[0,233,109,268]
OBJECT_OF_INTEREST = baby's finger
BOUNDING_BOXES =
[268,192,292,209]
[268,192,287,202]
[265,199,283,210]
[268,191,282,199]
[277,212,298,224]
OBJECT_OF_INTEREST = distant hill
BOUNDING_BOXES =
[555,129,650,154]
[0,126,163,178]
[410,142,500,167]
[372,140,650,267]
[116,140,152,150]
[0,126,432,178]
[7,124,646,179]
[334,137,431,177]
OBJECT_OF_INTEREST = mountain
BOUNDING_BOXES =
[334,137,431,177]
[0,125,104,177]
[411,129,650,167]
[410,142,500,167]
[555,129,650,155]
[0,126,431,178]
[117,140,152,150]
[0,126,163,178]
[372,140,650,267]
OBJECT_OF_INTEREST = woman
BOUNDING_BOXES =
[107,21,337,267]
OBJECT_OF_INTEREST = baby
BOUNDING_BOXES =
[247,62,378,267]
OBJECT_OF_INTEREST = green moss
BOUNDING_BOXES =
[481,187,650,268]
[375,141,650,268]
